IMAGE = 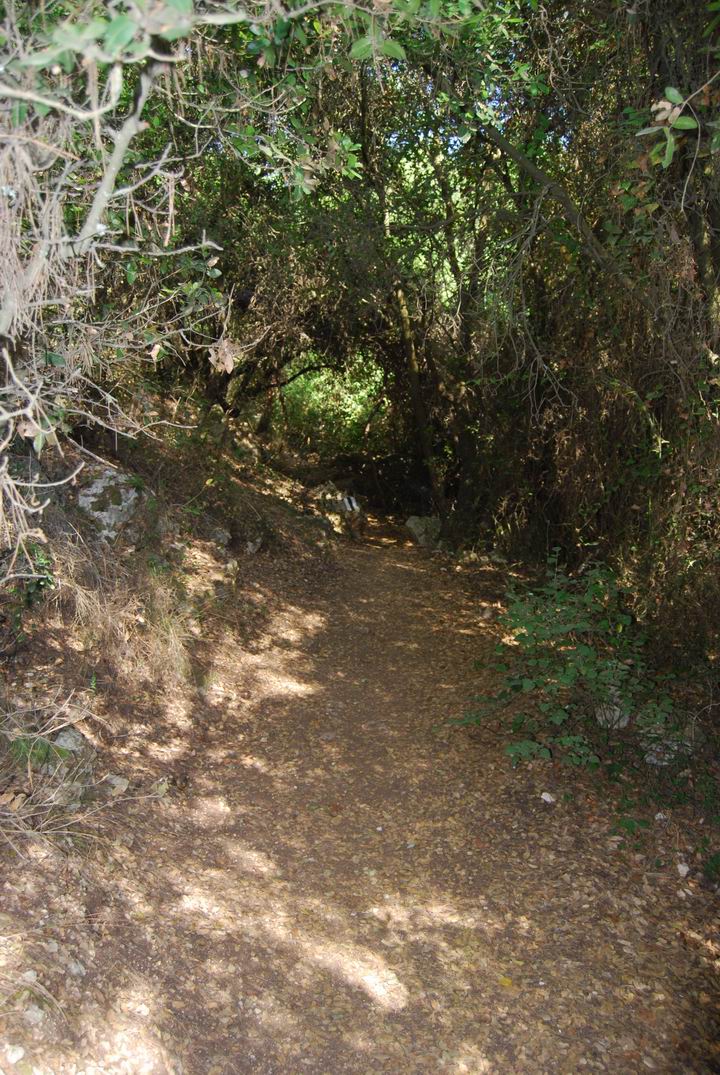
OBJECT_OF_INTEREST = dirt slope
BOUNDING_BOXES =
[1,520,718,1074]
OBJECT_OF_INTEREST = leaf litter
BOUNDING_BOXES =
[0,513,717,1074]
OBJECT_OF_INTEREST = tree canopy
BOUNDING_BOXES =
[1,0,718,650]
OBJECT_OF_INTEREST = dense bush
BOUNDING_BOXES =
[463,554,703,777]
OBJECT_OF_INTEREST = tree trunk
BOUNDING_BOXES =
[395,283,446,513]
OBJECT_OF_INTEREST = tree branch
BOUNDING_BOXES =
[63,61,165,259]
[481,123,634,289]
[264,363,335,392]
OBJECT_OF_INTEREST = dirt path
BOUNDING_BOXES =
[3,524,718,1074]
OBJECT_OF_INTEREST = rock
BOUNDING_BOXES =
[643,734,693,766]
[540,792,556,804]
[677,862,690,879]
[103,774,129,797]
[23,1003,44,1026]
[405,515,441,548]
[49,726,95,786]
[209,526,231,548]
[52,727,89,754]
[47,781,85,807]
[488,551,508,564]
[77,467,141,542]
[595,703,630,730]
[246,536,263,554]
[312,481,341,501]
[6,1045,25,1065]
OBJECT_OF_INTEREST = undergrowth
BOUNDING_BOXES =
[461,552,720,864]
[0,695,102,856]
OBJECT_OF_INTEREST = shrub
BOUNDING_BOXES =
[463,552,684,771]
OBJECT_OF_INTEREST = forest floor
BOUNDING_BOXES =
[1,503,719,1075]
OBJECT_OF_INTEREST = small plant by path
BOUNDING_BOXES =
[459,551,719,862]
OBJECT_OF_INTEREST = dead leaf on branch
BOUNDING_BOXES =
[208,339,239,375]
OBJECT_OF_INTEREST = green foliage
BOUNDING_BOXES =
[502,553,644,706]
[703,851,720,884]
[3,0,719,678]
[23,544,56,607]
[8,736,70,769]
[280,357,387,455]
[613,816,650,837]
[464,553,682,771]
[506,739,550,767]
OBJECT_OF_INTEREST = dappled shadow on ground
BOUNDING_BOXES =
[1,524,718,1074]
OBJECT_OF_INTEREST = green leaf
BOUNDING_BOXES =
[11,100,28,126]
[664,86,684,105]
[636,126,662,137]
[167,0,194,13]
[21,47,60,70]
[350,36,374,60]
[380,39,407,61]
[126,263,138,285]
[162,25,193,45]
[52,23,91,49]
[103,14,138,55]
[662,129,676,168]
[670,115,698,130]
[44,351,66,367]
[616,816,649,834]
[703,852,720,882]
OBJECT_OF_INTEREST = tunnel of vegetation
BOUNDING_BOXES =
[1,0,718,664]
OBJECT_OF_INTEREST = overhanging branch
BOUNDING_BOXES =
[482,123,634,290]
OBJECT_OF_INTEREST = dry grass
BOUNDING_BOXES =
[0,694,102,858]
[0,521,194,859]
[48,531,192,688]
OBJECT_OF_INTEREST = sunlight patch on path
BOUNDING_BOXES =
[263,916,409,1012]
[172,868,409,1011]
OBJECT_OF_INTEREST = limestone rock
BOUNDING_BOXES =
[595,686,630,730]
[52,726,90,754]
[643,738,690,766]
[209,526,232,548]
[77,467,140,542]
[50,726,96,783]
[405,515,441,548]
[103,774,130,797]
[595,703,630,730]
